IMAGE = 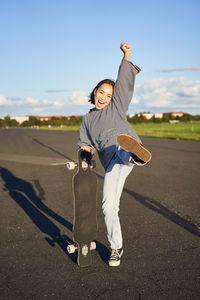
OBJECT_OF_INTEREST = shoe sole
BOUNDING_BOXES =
[109,260,121,267]
[117,134,152,163]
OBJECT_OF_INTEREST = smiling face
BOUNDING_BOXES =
[94,83,114,110]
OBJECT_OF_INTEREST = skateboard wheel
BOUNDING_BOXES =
[67,244,76,254]
[81,160,89,170]
[90,160,96,169]
[90,241,96,251]
[67,162,77,170]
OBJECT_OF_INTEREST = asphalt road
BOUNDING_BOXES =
[0,128,200,300]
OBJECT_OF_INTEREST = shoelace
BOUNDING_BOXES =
[111,249,120,259]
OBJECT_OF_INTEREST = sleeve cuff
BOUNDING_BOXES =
[122,58,141,74]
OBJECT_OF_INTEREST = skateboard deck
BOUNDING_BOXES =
[117,134,152,164]
[67,149,97,267]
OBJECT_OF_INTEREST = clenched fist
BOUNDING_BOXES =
[120,42,131,61]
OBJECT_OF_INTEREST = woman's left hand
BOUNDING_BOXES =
[120,42,131,60]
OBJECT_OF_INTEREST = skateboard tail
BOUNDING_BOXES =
[77,241,92,267]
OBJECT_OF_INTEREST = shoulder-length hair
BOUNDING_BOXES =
[88,79,115,104]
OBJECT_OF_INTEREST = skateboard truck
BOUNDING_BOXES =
[67,158,96,171]
[67,241,96,254]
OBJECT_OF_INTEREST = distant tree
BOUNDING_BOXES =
[62,117,70,126]
[4,115,11,125]
[49,116,61,126]
[29,116,38,126]
[8,119,19,127]
[42,120,50,126]
[35,119,42,126]
[179,113,192,122]
[149,116,161,123]
[0,118,6,128]
[20,120,32,127]
[128,114,148,124]
[68,116,81,126]
[3,116,19,127]
[193,115,200,121]
[162,113,170,123]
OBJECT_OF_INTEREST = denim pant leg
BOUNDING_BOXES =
[102,154,134,250]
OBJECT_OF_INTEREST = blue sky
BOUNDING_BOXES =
[0,0,200,117]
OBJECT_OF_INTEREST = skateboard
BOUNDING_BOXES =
[67,149,97,267]
[117,134,152,164]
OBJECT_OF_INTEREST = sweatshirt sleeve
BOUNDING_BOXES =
[78,116,95,155]
[112,59,141,113]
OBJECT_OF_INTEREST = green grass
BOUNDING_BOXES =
[39,125,80,132]
[37,122,200,141]
[132,122,200,141]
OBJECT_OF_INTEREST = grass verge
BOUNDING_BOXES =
[132,122,200,141]
[38,122,200,141]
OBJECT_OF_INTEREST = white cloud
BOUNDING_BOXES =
[32,107,46,112]
[52,101,65,108]
[45,89,70,93]
[158,67,200,72]
[0,92,90,115]
[0,95,12,106]
[16,97,64,109]
[131,97,139,104]
[26,97,39,106]
[135,77,200,109]
[42,99,51,105]
[68,89,89,106]
[2,78,200,115]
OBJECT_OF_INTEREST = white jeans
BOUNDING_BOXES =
[102,147,134,250]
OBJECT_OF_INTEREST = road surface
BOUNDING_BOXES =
[0,128,200,299]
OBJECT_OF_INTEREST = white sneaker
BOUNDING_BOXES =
[108,248,123,267]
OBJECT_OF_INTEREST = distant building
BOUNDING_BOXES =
[31,115,64,121]
[139,112,154,119]
[154,113,163,119]
[31,115,83,121]
[128,114,136,118]
[10,116,29,124]
[129,112,184,120]
[138,112,163,119]
[67,115,83,120]
[169,112,184,118]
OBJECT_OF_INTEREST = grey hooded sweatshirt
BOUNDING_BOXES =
[78,59,141,170]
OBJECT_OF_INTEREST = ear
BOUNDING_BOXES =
[94,88,97,95]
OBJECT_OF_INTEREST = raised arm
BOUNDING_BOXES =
[112,43,141,113]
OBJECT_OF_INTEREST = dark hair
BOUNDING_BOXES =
[89,79,115,104]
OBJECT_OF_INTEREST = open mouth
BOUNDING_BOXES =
[97,99,105,107]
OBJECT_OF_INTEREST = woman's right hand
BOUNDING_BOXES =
[81,145,92,152]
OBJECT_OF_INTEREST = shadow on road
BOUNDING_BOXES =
[96,173,200,238]
[0,167,109,265]
[126,188,200,238]
[0,167,77,263]
[32,138,72,160]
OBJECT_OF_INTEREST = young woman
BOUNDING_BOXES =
[78,43,151,267]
